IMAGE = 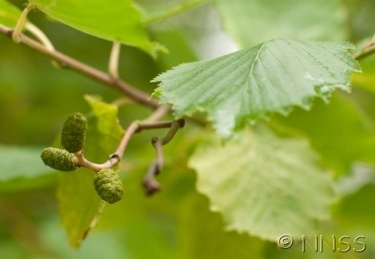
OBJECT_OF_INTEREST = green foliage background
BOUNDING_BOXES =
[0,0,375,258]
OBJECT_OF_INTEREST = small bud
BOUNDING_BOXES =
[61,112,87,153]
[93,169,123,204]
[41,147,77,171]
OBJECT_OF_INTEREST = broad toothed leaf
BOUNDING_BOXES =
[189,126,335,240]
[153,39,360,137]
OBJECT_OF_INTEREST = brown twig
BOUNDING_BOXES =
[143,119,185,196]
[143,138,163,196]
[0,23,158,109]
[355,36,375,61]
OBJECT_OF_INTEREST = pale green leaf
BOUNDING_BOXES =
[58,96,124,248]
[28,0,159,56]
[188,126,335,240]
[153,39,360,137]
[214,0,346,47]
[0,0,22,27]
[179,193,265,259]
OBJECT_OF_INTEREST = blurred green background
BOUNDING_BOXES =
[1,0,375,258]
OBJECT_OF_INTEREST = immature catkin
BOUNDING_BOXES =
[40,147,77,171]
[61,112,87,153]
[93,169,123,204]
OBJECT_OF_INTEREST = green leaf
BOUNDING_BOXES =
[188,126,335,240]
[84,95,124,152]
[0,145,50,181]
[0,145,56,192]
[58,96,124,248]
[153,39,360,137]
[214,0,346,47]
[273,93,375,175]
[352,54,375,94]
[0,0,22,27]
[28,0,159,57]
[345,0,375,42]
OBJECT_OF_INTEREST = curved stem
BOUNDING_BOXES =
[143,118,185,195]
[108,42,121,79]
[12,4,34,43]
[113,105,170,159]
[25,23,55,51]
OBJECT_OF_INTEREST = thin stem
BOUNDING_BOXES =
[74,151,117,172]
[143,119,184,195]
[144,0,210,25]
[161,119,185,144]
[355,37,375,61]
[69,106,174,172]
[25,23,55,51]
[136,121,173,131]
[12,4,34,43]
[108,42,121,79]
[113,105,170,159]
[143,138,163,196]
[113,122,140,161]
[0,24,158,109]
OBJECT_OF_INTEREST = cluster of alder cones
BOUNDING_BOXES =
[40,113,123,204]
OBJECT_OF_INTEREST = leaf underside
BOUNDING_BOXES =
[188,126,335,240]
[153,39,360,137]
[28,0,158,56]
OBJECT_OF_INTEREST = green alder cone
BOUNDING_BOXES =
[41,147,77,171]
[93,169,123,204]
[61,112,88,153]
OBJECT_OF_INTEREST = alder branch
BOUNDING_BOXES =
[0,23,158,109]
[75,105,171,172]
